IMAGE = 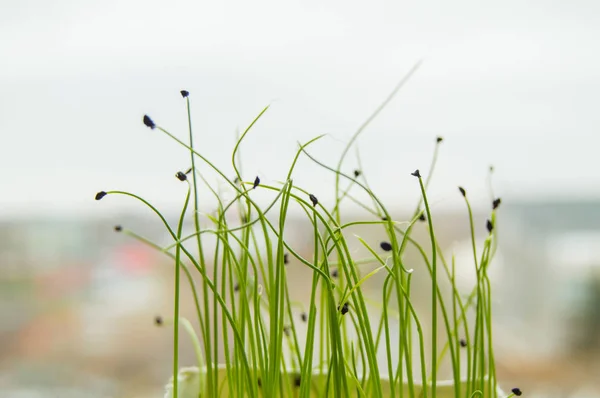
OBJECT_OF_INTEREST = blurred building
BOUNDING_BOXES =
[493,200,600,395]
[0,216,170,397]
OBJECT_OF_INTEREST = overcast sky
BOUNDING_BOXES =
[1,0,599,218]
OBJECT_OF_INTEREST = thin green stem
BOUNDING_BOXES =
[416,174,438,398]
[184,95,214,396]
[333,61,422,222]
[173,184,191,398]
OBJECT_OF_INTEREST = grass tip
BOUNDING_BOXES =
[338,302,349,315]
[180,90,189,98]
[419,213,426,222]
[493,197,502,210]
[185,167,193,175]
[300,312,307,322]
[294,375,301,387]
[253,176,260,189]
[154,315,163,326]
[436,136,443,143]
[380,241,392,252]
[486,219,494,233]
[511,387,522,396]
[283,325,291,337]
[175,171,187,181]
[95,191,107,201]
[143,115,156,129]
[114,225,122,232]
[330,268,338,278]
[411,169,421,178]
[309,194,318,207]
[234,283,240,292]
[353,169,361,178]
[458,186,466,197]
[284,253,289,265]
[459,338,467,348]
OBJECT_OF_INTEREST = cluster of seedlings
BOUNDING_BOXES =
[96,80,522,398]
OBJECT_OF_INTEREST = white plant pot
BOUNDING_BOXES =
[164,366,506,397]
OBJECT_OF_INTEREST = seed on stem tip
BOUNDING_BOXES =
[253,176,260,189]
[353,169,361,178]
[489,165,495,173]
[436,136,443,143]
[458,186,466,197]
[411,169,421,178]
[175,171,187,181]
[380,241,392,252]
[381,216,388,221]
[180,90,189,98]
[95,191,107,200]
[459,338,467,348]
[234,283,240,292]
[300,312,307,322]
[511,387,522,396]
[283,325,291,337]
[486,219,494,233]
[185,167,193,175]
[493,197,502,210]
[309,194,318,207]
[114,225,122,232]
[330,268,338,278]
[419,213,426,222]
[143,115,156,129]
[294,375,301,387]
[338,302,349,315]
[284,253,289,265]
[154,315,163,326]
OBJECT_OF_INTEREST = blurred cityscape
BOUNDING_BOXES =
[1,200,600,397]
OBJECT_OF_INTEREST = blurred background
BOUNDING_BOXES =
[1,0,600,396]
